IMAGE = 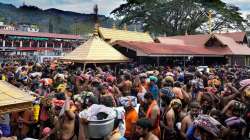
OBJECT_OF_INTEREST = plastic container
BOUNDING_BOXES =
[87,117,115,138]
[33,104,40,123]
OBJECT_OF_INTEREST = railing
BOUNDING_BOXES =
[0,46,74,52]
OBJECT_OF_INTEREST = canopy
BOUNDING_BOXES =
[0,81,34,114]
[8,36,49,41]
[61,35,129,63]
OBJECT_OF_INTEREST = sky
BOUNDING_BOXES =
[223,0,250,17]
[0,0,126,15]
[0,0,249,17]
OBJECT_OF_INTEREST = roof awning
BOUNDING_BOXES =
[33,37,49,41]
[8,36,49,41]
[17,47,54,51]
[0,80,34,114]
[8,36,31,40]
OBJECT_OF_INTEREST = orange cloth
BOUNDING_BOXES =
[125,108,138,137]
[146,100,161,138]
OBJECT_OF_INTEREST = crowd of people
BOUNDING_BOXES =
[0,60,249,140]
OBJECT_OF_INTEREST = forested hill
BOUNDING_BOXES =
[0,3,114,35]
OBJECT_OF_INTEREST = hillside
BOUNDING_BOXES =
[0,3,114,35]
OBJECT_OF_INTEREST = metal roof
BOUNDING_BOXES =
[98,27,154,43]
[0,80,34,114]
[61,35,129,63]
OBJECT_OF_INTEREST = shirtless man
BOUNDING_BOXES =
[144,92,161,138]
[135,118,159,140]
[180,101,200,139]
[53,95,85,140]
[163,99,182,140]
[118,74,132,96]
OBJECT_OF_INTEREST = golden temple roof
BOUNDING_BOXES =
[98,27,154,43]
[61,35,129,63]
[0,80,34,114]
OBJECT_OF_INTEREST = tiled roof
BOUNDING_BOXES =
[157,32,247,47]
[112,41,232,56]
[0,29,81,40]
[213,34,250,55]
[98,27,154,43]
[219,32,246,42]
[61,35,129,63]
[154,32,250,56]
[157,34,210,47]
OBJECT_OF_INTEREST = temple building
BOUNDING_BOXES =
[112,31,250,66]
[0,29,83,57]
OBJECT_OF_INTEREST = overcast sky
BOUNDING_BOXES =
[0,0,249,17]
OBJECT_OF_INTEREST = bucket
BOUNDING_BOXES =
[87,117,115,138]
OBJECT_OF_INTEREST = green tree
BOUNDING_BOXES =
[48,18,53,33]
[70,22,93,35]
[0,15,5,22]
[111,0,246,36]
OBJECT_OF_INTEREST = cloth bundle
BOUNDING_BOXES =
[73,91,94,103]
[240,79,250,97]
[42,127,51,136]
[149,76,158,83]
[39,78,53,85]
[118,96,137,108]
[240,79,250,87]
[139,73,147,78]
[51,99,73,107]
[169,99,182,108]
[205,87,218,95]
[106,75,116,83]
[29,72,42,78]
[208,79,221,87]
[193,115,222,137]
[166,72,175,77]
[240,79,250,90]
[79,104,116,121]
[160,87,175,100]
[164,76,174,83]
[225,117,247,129]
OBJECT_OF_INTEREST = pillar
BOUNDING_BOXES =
[45,42,48,55]
[52,42,55,48]
[20,40,23,48]
[29,41,32,48]
[3,40,5,47]
[60,42,63,54]
[37,41,39,48]
[11,41,14,47]
[60,42,63,49]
